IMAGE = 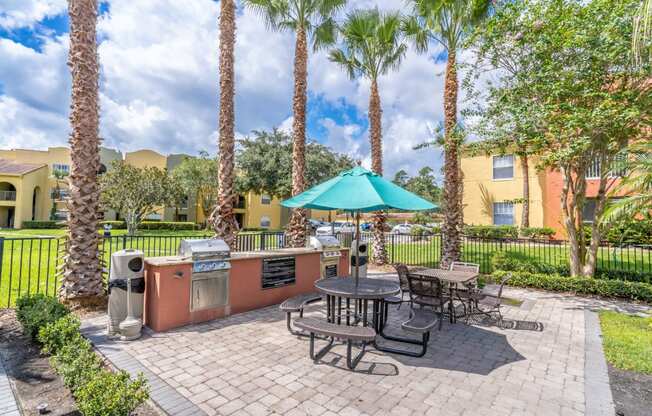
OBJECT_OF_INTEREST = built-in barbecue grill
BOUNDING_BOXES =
[262,256,296,289]
[309,235,342,278]
[178,239,230,311]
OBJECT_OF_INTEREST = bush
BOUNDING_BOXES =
[603,219,652,246]
[16,294,69,341]
[38,314,82,355]
[51,337,102,392]
[464,225,519,239]
[520,227,556,239]
[491,251,652,283]
[99,220,127,230]
[20,220,65,229]
[75,371,149,416]
[139,221,198,231]
[493,270,652,303]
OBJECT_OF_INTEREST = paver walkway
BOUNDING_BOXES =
[0,360,20,416]
[82,274,650,416]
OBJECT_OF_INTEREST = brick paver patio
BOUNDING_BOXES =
[82,274,650,416]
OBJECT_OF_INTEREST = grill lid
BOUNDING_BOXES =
[178,238,230,260]
[309,235,341,250]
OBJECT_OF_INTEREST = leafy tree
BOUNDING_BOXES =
[212,0,239,248]
[244,0,346,248]
[392,170,410,187]
[61,0,104,304]
[100,161,183,235]
[406,167,441,204]
[403,0,493,268]
[236,129,354,198]
[330,8,408,265]
[171,152,219,226]
[478,0,651,277]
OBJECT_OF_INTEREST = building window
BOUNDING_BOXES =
[260,216,271,228]
[52,164,70,174]
[582,199,597,223]
[261,194,271,205]
[492,155,514,180]
[493,202,514,225]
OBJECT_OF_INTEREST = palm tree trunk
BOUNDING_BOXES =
[60,0,104,305]
[520,154,530,228]
[440,51,462,269]
[287,27,309,248]
[211,0,239,249]
[369,78,388,265]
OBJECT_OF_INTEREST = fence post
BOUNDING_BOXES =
[260,233,266,251]
[0,237,4,287]
[122,235,127,250]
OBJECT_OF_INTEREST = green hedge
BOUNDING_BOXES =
[464,225,519,239]
[491,251,652,283]
[520,227,556,239]
[20,220,66,229]
[99,221,199,231]
[16,294,149,415]
[493,270,652,303]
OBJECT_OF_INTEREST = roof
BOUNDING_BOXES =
[0,158,47,176]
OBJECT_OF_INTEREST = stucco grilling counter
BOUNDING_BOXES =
[143,248,350,332]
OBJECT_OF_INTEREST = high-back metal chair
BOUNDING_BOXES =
[449,262,480,317]
[470,273,513,328]
[449,261,480,274]
[386,263,411,310]
[406,273,447,330]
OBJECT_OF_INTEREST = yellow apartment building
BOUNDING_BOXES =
[461,154,546,228]
[0,146,330,230]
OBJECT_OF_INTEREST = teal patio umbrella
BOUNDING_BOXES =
[282,166,437,282]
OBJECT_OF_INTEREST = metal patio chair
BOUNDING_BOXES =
[469,273,513,328]
[406,272,448,330]
[449,261,480,318]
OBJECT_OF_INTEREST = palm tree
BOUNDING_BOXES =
[330,8,408,265]
[61,0,104,304]
[403,0,492,268]
[244,0,346,248]
[633,0,651,67]
[211,0,240,249]
[604,141,652,221]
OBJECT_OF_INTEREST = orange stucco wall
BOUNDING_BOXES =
[543,169,625,239]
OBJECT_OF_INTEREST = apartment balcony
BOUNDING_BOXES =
[0,190,16,202]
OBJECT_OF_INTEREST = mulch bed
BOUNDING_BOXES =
[608,364,652,416]
[0,309,158,416]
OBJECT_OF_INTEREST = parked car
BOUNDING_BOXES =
[391,223,413,234]
[316,222,356,235]
[307,219,326,232]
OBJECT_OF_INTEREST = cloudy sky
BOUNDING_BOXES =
[0,0,487,180]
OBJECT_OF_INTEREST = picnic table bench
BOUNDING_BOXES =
[294,317,376,370]
[280,293,323,336]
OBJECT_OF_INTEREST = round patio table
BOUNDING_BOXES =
[315,277,399,331]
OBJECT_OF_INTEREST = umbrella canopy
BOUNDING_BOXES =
[281,166,437,212]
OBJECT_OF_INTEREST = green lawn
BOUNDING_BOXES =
[0,229,286,307]
[599,311,652,374]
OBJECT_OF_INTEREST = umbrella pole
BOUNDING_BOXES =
[355,211,360,286]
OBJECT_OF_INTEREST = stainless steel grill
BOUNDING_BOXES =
[309,235,342,278]
[178,239,230,311]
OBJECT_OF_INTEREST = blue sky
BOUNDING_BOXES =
[0,0,468,180]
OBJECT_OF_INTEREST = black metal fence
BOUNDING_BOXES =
[1,231,651,307]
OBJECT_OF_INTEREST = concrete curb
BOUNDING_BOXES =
[584,309,615,416]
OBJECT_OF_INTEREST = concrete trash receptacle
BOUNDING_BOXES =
[350,239,368,278]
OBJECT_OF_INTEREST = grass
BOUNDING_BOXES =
[599,311,652,374]
[0,229,284,307]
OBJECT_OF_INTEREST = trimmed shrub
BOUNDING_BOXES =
[520,227,556,239]
[99,220,127,229]
[51,337,102,392]
[20,220,65,229]
[493,270,652,303]
[464,225,519,239]
[139,221,198,231]
[38,314,82,355]
[491,251,652,283]
[75,371,149,416]
[16,294,69,341]
[603,219,652,246]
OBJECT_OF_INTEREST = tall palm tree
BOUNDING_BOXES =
[403,0,492,268]
[211,0,240,249]
[330,8,408,265]
[244,0,346,248]
[61,0,104,304]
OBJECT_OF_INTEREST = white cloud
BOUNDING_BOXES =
[0,0,67,29]
[0,0,488,181]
